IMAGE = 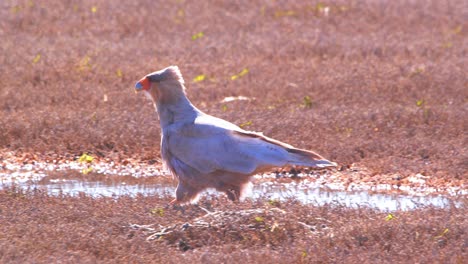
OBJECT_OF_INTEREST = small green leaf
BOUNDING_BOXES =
[254,216,264,222]
[191,32,204,40]
[193,74,206,83]
[116,69,123,78]
[238,68,249,77]
[78,153,94,163]
[435,228,449,239]
[231,68,249,80]
[32,54,41,64]
[302,95,313,108]
[221,105,228,112]
[77,55,92,71]
[416,99,424,107]
[385,213,395,221]
[274,10,296,18]
[268,199,280,206]
[239,120,252,128]
[81,167,93,174]
[150,208,165,217]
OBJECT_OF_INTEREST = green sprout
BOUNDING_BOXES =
[416,99,425,107]
[77,55,92,72]
[231,68,249,80]
[385,213,395,221]
[191,32,204,40]
[268,199,280,207]
[274,10,296,18]
[150,208,165,217]
[254,216,264,223]
[32,54,41,64]
[81,167,93,175]
[239,120,252,128]
[78,153,94,163]
[435,228,449,239]
[302,95,313,108]
[193,74,206,83]
[116,69,123,78]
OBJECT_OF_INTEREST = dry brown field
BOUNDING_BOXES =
[1,187,466,263]
[0,0,466,262]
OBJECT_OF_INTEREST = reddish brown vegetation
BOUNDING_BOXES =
[0,0,466,262]
[1,0,466,182]
[0,187,466,263]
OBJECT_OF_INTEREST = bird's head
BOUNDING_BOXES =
[134,66,186,105]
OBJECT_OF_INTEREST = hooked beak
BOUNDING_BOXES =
[135,77,150,92]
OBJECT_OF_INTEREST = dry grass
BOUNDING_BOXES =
[0,1,467,262]
[0,187,466,263]
[0,0,466,180]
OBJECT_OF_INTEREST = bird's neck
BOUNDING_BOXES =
[156,97,202,128]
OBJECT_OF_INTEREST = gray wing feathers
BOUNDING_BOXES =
[164,116,335,177]
[166,130,258,175]
[232,131,337,168]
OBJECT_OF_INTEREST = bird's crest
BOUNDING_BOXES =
[147,66,184,84]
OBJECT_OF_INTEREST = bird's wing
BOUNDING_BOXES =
[165,115,291,175]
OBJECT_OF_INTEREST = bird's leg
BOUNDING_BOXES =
[225,186,241,202]
[216,181,242,202]
[174,180,200,204]
[166,199,182,212]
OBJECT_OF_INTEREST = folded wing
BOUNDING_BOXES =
[165,115,335,176]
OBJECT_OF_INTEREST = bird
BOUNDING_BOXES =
[134,66,336,204]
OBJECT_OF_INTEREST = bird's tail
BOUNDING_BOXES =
[286,148,337,168]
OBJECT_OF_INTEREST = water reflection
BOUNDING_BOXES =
[10,178,459,212]
[251,184,457,211]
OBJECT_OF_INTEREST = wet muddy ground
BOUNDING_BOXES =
[1,158,465,211]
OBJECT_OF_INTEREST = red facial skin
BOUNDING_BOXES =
[137,77,151,91]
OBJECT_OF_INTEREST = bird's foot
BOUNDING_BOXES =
[226,189,240,202]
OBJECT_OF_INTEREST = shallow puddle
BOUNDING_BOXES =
[252,183,458,211]
[1,159,465,211]
[1,170,461,212]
